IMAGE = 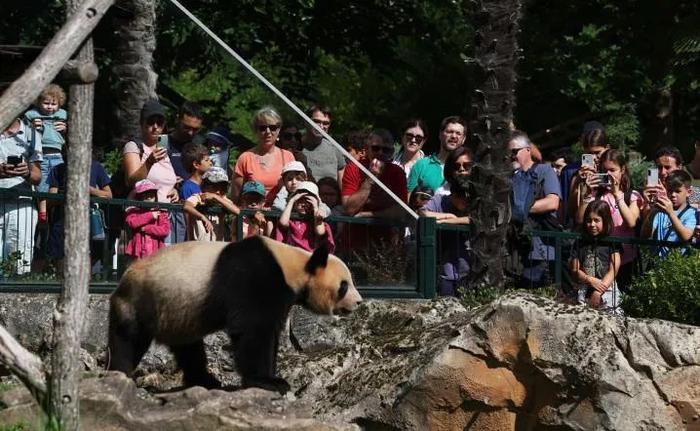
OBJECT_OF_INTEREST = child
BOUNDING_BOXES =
[272,161,330,216]
[642,170,695,258]
[183,167,240,241]
[180,143,213,200]
[569,200,622,313]
[576,149,643,290]
[275,181,335,253]
[317,177,344,217]
[235,181,273,239]
[124,179,170,261]
[342,129,368,161]
[25,84,68,224]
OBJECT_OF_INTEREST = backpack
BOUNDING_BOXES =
[108,141,143,230]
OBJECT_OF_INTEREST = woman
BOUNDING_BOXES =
[231,107,295,204]
[122,100,178,205]
[393,118,427,178]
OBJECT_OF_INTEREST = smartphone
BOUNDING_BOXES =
[6,155,22,166]
[647,168,659,187]
[157,135,167,149]
[595,173,610,187]
[581,153,595,168]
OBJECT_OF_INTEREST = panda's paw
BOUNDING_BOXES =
[243,376,290,394]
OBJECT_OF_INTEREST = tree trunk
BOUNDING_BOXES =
[467,0,522,289]
[47,2,97,428]
[110,0,158,147]
[0,0,113,130]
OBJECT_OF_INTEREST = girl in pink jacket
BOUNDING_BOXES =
[125,179,170,260]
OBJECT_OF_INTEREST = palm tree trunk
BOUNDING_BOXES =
[468,0,522,289]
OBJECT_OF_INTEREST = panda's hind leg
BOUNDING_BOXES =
[170,340,221,389]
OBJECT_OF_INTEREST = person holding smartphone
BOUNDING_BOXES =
[0,117,43,275]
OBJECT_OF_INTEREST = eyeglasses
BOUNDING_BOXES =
[510,147,526,157]
[404,133,425,144]
[454,162,473,171]
[312,119,331,127]
[282,132,301,140]
[371,145,394,154]
[257,124,280,132]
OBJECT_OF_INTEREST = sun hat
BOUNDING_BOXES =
[134,179,158,194]
[281,160,307,175]
[241,181,265,196]
[202,166,229,183]
[294,181,320,200]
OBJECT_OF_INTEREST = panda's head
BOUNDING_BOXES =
[300,245,362,315]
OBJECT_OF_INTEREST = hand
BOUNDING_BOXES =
[354,211,374,218]
[609,174,621,195]
[578,165,596,181]
[203,218,214,233]
[148,147,168,165]
[54,121,67,133]
[201,192,219,202]
[369,158,385,177]
[167,187,179,203]
[584,171,601,191]
[253,211,266,226]
[152,211,160,220]
[654,195,674,214]
[32,118,44,130]
[588,276,608,294]
[4,161,30,178]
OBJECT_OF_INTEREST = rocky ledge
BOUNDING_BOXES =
[0,293,698,430]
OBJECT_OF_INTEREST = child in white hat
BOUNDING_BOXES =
[275,181,335,253]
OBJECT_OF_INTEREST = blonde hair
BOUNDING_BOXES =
[252,106,282,130]
[37,84,66,107]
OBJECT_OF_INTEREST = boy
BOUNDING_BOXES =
[272,161,330,215]
[642,170,696,258]
[183,167,240,242]
[235,181,273,239]
[180,143,212,200]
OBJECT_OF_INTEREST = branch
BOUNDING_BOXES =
[0,325,47,407]
[0,0,114,129]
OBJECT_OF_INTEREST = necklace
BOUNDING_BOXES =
[255,147,277,170]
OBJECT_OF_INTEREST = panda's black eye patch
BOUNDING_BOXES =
[338,281,348,299]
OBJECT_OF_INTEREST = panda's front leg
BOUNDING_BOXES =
[231,325,290,394]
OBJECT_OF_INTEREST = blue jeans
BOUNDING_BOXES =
[38,153,64,193]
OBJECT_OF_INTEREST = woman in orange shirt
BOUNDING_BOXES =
[231,106,295,205]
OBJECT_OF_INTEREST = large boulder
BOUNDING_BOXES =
[0,292,698,430]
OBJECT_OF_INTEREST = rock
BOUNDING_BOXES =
[2,292,699,430]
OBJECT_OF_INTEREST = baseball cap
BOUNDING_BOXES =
[294,181,320,200]
[281,160,307,175]
[241,181,265,196]
[140,99,166,122]
[202,166,229,183]
[134,179,158,194]
[206,124,233,147]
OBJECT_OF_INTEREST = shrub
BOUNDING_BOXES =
[622,250,700,326]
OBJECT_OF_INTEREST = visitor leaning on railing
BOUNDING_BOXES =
[0,117,43,275]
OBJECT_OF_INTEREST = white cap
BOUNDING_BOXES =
[282,160,307,175]
[294,181,319,200]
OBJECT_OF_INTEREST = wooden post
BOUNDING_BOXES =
[47,0,99,427]
[0,0,114,130]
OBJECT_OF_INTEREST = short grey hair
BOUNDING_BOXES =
[509,130,531,148]
[252,106,282,130]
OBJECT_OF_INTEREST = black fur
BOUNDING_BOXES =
[108,237,312,394]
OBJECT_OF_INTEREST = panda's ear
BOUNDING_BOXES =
[305,244,329,274]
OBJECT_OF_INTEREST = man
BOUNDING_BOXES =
[0,118,43,275]
[301,104,346,183]
[508,131,561,288]
[642,145,700,215]
[407,115,467,195]
[163,102,204,245]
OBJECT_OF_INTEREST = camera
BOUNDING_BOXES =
[6,155,22,166]
[594,173,610,187]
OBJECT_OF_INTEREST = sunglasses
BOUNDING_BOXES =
[404,133,425,144]
[257,124,280,132]
[510,147,526,157]
[146,117,165,127]
[282,132,301,140]
[313,119,331,126]
[454,162,473,171]
[371,145,394,154]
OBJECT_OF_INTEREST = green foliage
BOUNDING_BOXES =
[622,250,700,326]
[626,155,654,191]
[103,148,121,177]
[459,285,557,309]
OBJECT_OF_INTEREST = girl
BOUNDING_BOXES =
[569,200,622,313]
[275,181,335,253]
[124,179,170,261]
[576,149,642,291]
[25,84,68,224]
[393,119,427,178]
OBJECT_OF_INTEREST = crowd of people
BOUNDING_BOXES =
[2,83,700,314]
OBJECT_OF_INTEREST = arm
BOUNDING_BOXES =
[342,178,372,216]
[530,193,560,214]
[613,192,640,228]
[641,210,656,238]
[436,215,471,225]
[217,195,240,215]
[656,197,694,241]
[231,175,244,203]
[143,212,171,238]
[126,210,159,230]
[90,184,112,199]
[29,161,41,185]
[277,194,300,229]
[337,167,345,186]
[319,222,336,254]
[124,150,152,187]
[184,197,214,233]
[600,251,621,290]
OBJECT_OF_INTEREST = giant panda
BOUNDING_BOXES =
[107,236,362,393]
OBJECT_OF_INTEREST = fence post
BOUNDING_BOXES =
[554,234,562,288]
[417,216,437,298]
